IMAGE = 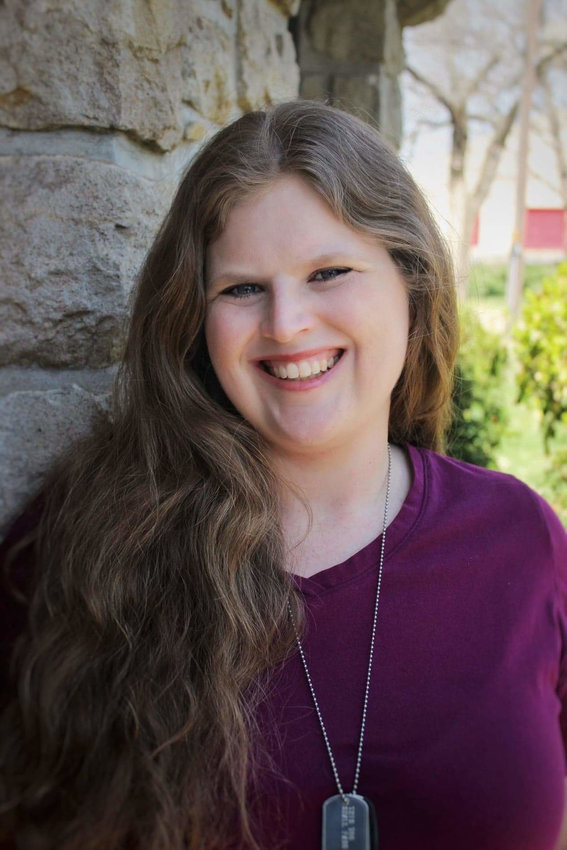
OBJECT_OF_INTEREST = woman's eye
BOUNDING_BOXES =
[222,283,262,299]
[220,268,351,298]
[311,267,351,282]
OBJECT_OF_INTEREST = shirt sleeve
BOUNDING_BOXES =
[534,494,567,758]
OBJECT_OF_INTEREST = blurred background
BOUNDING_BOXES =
[1,0,565,534]
[402,0,567,525]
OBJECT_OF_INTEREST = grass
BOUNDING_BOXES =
[465,262,566,527]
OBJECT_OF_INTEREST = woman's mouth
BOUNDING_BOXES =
[260,350,344,381]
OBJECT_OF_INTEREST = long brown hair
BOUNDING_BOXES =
[0,100,458,849]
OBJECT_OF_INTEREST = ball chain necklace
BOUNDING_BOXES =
[287,442,391,850]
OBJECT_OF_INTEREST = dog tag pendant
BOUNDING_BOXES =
[321,793,378,850]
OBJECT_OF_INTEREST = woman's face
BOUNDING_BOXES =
[204,175,410,457]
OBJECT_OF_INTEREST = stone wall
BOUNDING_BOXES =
[296,0,404,146]
[0,0,450,537]
[294,0,451,147]
[0,0,299,536]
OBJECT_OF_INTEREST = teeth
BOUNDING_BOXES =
[265,353,342,380]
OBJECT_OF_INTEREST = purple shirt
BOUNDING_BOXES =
[2,445,567,850]
[247,444,567,850]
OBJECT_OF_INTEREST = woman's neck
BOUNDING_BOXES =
[270,431,412,576]
[273,429,390,517]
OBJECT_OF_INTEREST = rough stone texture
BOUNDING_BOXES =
[379,0,404,145]
[0,0,301,536]
[269,0,301,15]
[300,72,331,102]
[296,0,405,146]
[398,0,452,26]
[296,0,449,146]
[0,0,452,536]
[0,0,298,150]
[1,153,173,368]
[307,0,386,63]
[332,75,382,119]
[236,0,300,110]
[0,384,112,537]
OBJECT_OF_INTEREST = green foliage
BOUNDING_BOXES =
[469,263,558,299]
[446,308,509,468]
[547,450,567,519]
[469,264,507,298]
[513,263,567,453]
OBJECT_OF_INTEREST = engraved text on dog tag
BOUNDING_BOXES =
[321,793,378,850]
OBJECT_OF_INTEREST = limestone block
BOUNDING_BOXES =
[1,154,172,368]
[0,0,239,149]
[269,0,302,15]
[378,0,404,146]
[397,0,452,27]
[378,66,402,146]
[383,0,405,77]
[0,383,112,538]
[300,73,332,101]
[307,0,386,63]
[236,0,300,111]
[184,121,208,141]
[179,13,238,124]
[333,75,380,118]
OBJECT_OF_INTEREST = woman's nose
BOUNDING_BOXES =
[259,285,315,343]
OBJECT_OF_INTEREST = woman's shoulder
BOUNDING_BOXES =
[412,442,531,489]
[408,443,566,556]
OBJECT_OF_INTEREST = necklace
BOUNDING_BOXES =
[287,442,391,850]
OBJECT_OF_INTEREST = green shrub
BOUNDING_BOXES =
[469,263,558,299]
[469,264,507,298]
[446,308,509,468]
[513,262,567,453]
[524,263,559,293]
[547,450,567,520]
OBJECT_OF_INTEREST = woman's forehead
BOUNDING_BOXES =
[205,176,378,278]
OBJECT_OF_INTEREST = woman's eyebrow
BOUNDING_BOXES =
[207,250,364,288]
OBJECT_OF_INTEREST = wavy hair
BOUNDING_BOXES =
[0,100,458,849]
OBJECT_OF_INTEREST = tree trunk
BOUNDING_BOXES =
[455,199,478,298]
[448,113,471,297]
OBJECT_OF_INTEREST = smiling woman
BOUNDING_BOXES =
[1,100,567,850]
[204,175,409,460]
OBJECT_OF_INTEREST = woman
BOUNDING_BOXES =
[1,100,566,850]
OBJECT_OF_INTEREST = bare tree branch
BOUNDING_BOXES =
[463,55,500,100]
[405,65,456,117]
[536,41,567,75]
[528,165,562,195]
[464,45,567,269]
[471,100,520,210]
[404,5,567,293]
[468,113,500,126]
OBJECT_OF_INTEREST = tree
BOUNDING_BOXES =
[403,0,566,297]
[536,3,567,214]
[536,0,567,213]
[541,69,567,209]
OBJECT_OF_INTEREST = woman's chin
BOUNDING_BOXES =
[263,420,349,458]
